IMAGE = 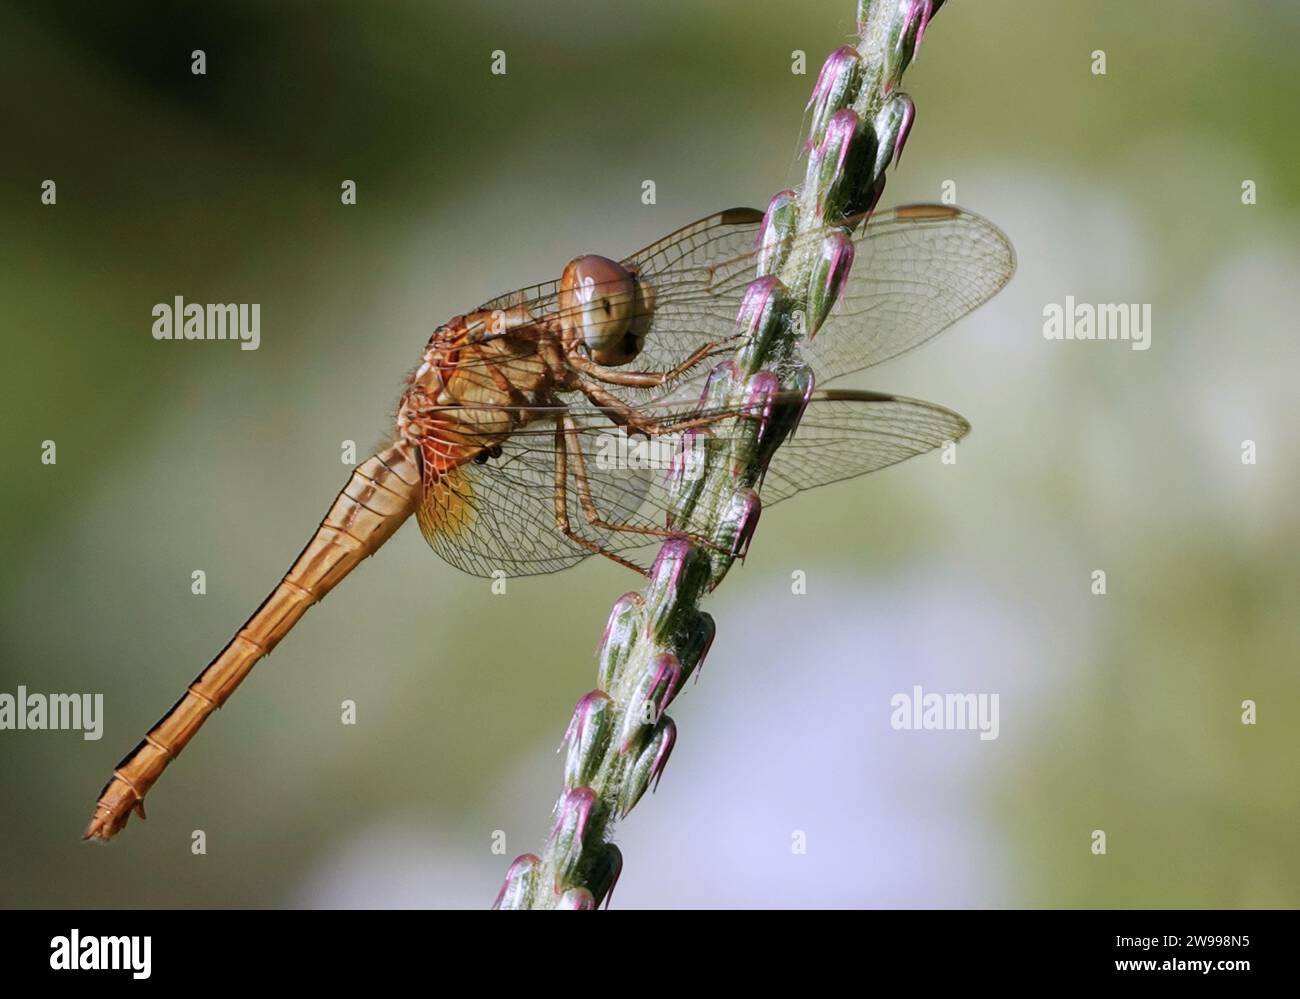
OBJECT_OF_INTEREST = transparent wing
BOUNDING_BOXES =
[414,390,968,578]
[471,205,1012,401]
[796,205,1016,384]
[416,405,657,578]
[757,388,968,506]
[476,208,764,392]
[614,207,767,381]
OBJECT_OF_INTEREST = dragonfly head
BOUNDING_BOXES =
[558,255,654,366]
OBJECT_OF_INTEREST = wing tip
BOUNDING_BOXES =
[812,388,972,441]
[718,207,765,225]
[906,201,1016,267]
[894,203,962,221]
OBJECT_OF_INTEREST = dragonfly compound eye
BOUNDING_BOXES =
[558,255,653,366]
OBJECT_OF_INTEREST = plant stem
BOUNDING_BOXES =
[495,0,945,911]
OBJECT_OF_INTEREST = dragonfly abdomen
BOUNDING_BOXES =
[84,442,422,842]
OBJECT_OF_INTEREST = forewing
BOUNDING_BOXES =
[477,207,762,350]
[473,209,765,397]
[615,208,766,380]
[797,205,1015,383]
[474,205,1011,401]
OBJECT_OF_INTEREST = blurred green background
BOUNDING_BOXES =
[2,0,1297,908]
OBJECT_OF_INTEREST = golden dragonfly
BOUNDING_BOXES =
[85,202,1014,841]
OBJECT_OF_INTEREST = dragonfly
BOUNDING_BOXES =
[85,202,1014,841]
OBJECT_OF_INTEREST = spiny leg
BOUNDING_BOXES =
[550,415,648,575]
[576,378,743,437]
[567,339,729,388]
[560,414,732,557]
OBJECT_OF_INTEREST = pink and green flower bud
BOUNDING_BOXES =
[901,0,934,54]
[862,171,888,219]
[665,428,709,511]
[735,277,791,375]
[596,591,645,690]
[556,887,597,910]
[881,0,934,94]
[618,717,677,817]
[785,365,816,437]
[725,488,762,559]
[618,653,683,753]
[646,538,689,602]
[727,370,780,476]
[806,108,877,222]
[806,228,855,338]
[873,92,915,173]
[741,370,780,425]
[754,367,816,483]
[547,787,599,893]
[643,540,711,640]
[699,358,740,408]
[676,610,716,684]
[492,853,541,910]
[806,108,857,209]
[736,275,785,339]
[806,47,862,152]
[562,690,615,789]
[587,843,624,909]
[756,189,799,277]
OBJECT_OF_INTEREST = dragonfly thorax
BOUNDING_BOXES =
[557,255,654,366]
[398,315,555,454]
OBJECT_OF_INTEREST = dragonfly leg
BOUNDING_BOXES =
[567,340,729,388]
[559,413,732,558]
[539,335,569,383]
[575,378,736,437]
[551,416,649,575]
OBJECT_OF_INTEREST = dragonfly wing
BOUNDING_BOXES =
[796,205,1015,383]
[414,390,966,578]
[755,388,969,506]
[475,207,762,331]
[584,204,1013,401]
[471,206,1011,407]
[615,204,1013,395]
[470,209,764,402]
[418,447,586,578]
[601,389,969,538]
[620,207,765,274]
[616,207,766,383]
[415,403,661,578]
